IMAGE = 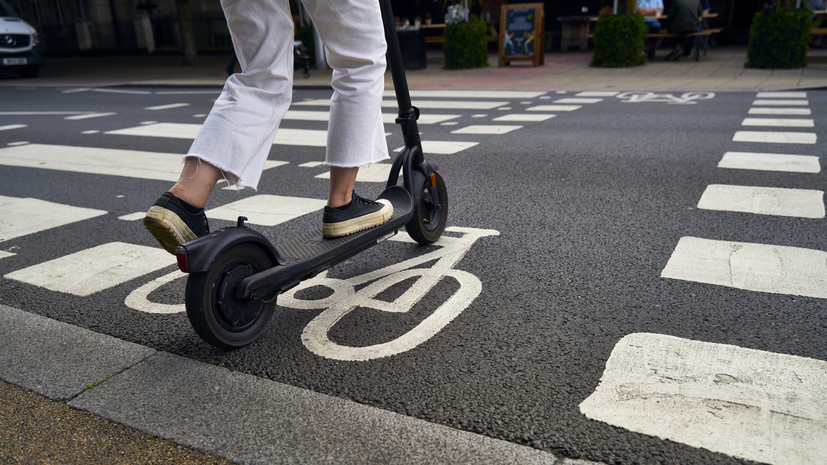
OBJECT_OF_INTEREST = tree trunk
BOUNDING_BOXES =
[176,0,198,65]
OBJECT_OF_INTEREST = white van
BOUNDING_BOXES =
[0,0,42,78]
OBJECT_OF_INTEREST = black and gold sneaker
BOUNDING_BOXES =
[322,193,393,239]
[143,192,209,254]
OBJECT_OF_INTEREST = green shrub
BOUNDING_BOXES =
[591,14,646,68]
[444,17,489,69]
[746,9,812,69]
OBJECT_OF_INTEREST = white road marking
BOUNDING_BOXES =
[299,161,324,168]
[4,242,173,296]
[118,212,145,221]
[206,195,327,226]
[64,112,117,120]
[93,88,152,95]
[7,141,29,146]
[553,98,602,104]
[451,125,522,135]
[697,184,824,218]
[661,236,827,298]
[315,163,391,183]
[576,91,620,97]
[0,124,25,131]
[0,250,14,259]
[106,123,330,147]
[441,122,459,126]
[733,131,816,144]
[284,110,459,125]
[394,140,478,155]
[125,270,186,314]
[752,99,809,106]
[756,91,807,98]
[741,118,814,128]
[82,130,100,134]
[748,108,811,115]
[385,90,546,99]
[0,143,285,181]
[0,111,84,116]
[0,196,107,242]
[296,99,508,110]
[717,151,820,173]
[580,332,827,465]
[526,105,581,112]
[493,114,555,122]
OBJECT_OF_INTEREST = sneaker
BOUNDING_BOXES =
[322,193,393,239]
[143,192,209,254]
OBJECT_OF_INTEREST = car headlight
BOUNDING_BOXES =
[32,31,39,47]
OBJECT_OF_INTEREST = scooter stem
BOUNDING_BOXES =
[378,0,422,152]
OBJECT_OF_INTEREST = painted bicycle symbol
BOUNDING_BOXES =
[280,226,499,361]
[127,226,499,361]
[616,91,715,105]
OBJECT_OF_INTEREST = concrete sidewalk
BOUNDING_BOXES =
[1,46,826,91]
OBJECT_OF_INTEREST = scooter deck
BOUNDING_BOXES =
[237,186,413,301]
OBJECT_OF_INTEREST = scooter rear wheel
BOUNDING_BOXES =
[185,243,276,349]
[406,171,448,244]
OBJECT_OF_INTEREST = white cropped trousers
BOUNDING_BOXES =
[188,0,390,191]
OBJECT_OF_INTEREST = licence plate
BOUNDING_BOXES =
[2,57,27,65]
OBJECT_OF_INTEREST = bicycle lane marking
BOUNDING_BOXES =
[279,227,500,361]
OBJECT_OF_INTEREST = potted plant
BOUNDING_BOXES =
[746,1,812,69]
[443,0,488,69]
[591,12,647,68]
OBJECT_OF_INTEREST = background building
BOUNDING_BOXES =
[7,0,760,55]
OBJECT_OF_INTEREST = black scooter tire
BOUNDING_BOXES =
[185,243,276,349]
[406,171,448,244]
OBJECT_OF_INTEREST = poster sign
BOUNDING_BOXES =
[499,3,544,66]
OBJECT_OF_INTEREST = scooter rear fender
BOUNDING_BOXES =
[174,218,281,274]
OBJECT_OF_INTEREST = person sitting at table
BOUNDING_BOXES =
[664,0,704,61]
[637,0,664,59]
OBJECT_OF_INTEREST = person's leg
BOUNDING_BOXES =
[304,0,393,237]
[145,0,295,253]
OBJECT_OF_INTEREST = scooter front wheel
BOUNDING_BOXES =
[406,171,448,244]
[185,243,276,349]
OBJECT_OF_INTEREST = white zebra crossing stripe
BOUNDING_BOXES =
[0,124,26,131]
[0,196,107,242]
[697,185,825,218]
[296,99,509,110]
[64,112,117,120]
[0,250,14,259]
[756,91,807,98]
[144,103,190,111]
[451,125,522,135]
[717,152,821,173]
[752,99,809,106]
[492,114,555,122]
[733,131,816,144]
[206,195,327,226]
[661,237,827,299]
[580,332,827,465]
[386,90,547,99]
[106,123,330,147]
[0,144,286,181]
[394,141,479,155]
[4,242,173,296]
[553,98,602,104]
[741,118,814,128]
[315,163,391,183]
[284,110,460,125]
[748,108,811,116]
[526,105,581,112]
[575,91,620,97]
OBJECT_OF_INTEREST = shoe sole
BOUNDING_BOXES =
[143,206,197,254]
[322,199,393,239]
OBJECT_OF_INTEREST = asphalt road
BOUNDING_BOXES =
[0,86,824,465]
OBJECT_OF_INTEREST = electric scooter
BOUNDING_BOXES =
[173,0,449,350]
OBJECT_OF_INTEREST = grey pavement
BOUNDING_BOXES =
[1,45,826,464]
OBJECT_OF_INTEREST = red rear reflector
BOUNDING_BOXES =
[175,246,188,271]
